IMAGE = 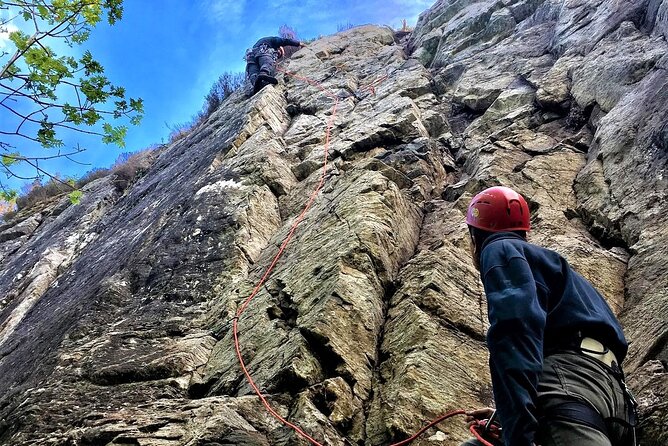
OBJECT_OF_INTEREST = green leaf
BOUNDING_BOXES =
[130,97,144,113]
[1,0,138,174]
[1,152,22,167]
[110,86,125,97]
[9,30,30,51]
[80,75,110,103]
[114,99,127,112]
[37,122,63,148]
[37,5,49,19]
[105,0,124,24]
[80,51,104,75]
[68,190,83,205]
[102,123,127,147]
[72,30,91,44]
[4,64,20,79]
[82,108,101,125]
[81,3,103,26]
[0,190,19,201]
[66,56,79,69]
[62,103,81,124]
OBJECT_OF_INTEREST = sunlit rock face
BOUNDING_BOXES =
[0,2,666,445]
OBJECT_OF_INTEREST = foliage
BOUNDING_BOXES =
[112,150,133,166]
[9,144,158,213]
[68,188,82,204]
[76,165,108,184]
[0,187,17,202]
[166,121,192,144]
[167,71,244,144]
[0,206,16,220]
[278,23,297,40]
[167,23,303,145]
[0,187,17,219]
[337,22,355,32]
[14,175,73,209]
[203,71,245,116]
[108,148,155,191]
[0,0,143,193]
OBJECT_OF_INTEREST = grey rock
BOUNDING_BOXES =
[0,3,666,445]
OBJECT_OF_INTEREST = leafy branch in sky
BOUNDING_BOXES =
[0,0,143,194]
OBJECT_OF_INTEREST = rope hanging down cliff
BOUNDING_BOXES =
[233,66,340,446]
[232,64,485,446]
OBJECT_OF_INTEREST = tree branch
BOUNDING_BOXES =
[21,158,76,190]
[1,7,84,80]
[2,148,86,162]
[0,130,42,144]
[1,163,39,181]
[1,89,129,122]
[0,78,30,105]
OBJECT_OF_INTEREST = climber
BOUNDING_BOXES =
[460,186,637,446]
[244,36,306,96]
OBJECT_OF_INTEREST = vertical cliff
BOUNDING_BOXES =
[0,1,666,445]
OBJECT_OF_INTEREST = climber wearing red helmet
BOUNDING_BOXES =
[460,186,637,446]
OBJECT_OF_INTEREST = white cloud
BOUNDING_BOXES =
[200,0,248,26]
[0,22,19,51]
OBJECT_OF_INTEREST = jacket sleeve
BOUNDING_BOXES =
[268,37,301,48]
[482,255,547,446]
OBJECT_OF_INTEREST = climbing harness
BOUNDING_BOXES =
[542,333,639,446]
[244,43,280,64]
[233,60,493,445]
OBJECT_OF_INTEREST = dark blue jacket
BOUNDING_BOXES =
[479,232,627,446]
[253,36,301,50]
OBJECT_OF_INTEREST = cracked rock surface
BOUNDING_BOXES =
[0,3,666,445]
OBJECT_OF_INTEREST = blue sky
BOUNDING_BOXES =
[1,0,434,192]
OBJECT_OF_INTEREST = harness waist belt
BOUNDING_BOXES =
[580,337,618,368]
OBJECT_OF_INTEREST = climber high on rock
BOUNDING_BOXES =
[244,36,305,96]
[459,186,638,446]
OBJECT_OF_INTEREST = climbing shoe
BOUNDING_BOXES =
[253,74,278,94]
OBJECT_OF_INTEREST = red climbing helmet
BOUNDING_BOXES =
[466,186,531,232]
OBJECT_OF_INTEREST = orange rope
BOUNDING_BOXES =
[233,65,338,446]
[234,64,482,446]
[357,73,388,97]
[389,410,466,446]
[470,420,500,446]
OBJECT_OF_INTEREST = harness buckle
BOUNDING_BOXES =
[579,337,618,368]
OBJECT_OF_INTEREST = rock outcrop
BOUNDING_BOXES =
[0,1,666,445]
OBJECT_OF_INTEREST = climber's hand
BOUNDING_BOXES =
[464,407,495,426]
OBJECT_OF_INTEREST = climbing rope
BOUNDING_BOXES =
[233,63,492,446]
[390,410,467,446]
[232,64,339,446]
[355,72,388,97]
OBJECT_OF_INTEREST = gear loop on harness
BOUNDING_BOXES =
[244,43,280,63]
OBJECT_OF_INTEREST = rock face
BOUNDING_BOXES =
[0,2,666,445]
